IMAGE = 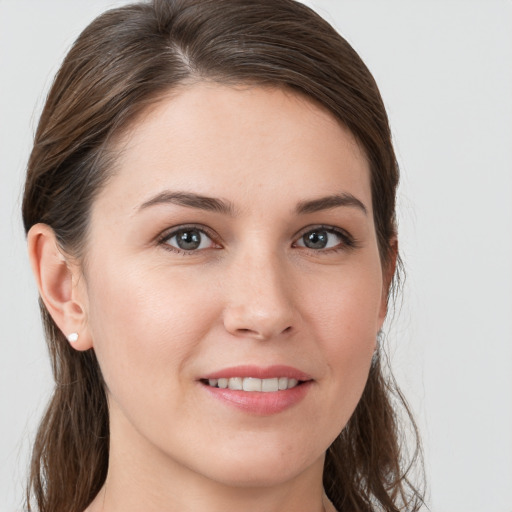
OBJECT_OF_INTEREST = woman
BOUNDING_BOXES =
[23,0,424,511]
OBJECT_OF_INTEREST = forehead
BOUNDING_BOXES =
[96,83,372,216]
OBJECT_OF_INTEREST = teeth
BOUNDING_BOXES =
[207,377,301,392]
[243,377,262,392]
[261,377,278,392]
[229,377,243,390]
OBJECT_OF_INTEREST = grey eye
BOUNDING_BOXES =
[165,228,213,251]
[297,229,343,250]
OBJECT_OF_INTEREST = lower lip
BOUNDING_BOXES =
[201,381,312,415]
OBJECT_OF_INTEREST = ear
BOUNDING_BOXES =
[378,237,398,326]
[27,223,93,351]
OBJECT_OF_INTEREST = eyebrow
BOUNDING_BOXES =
[295,193,367,215]
[139,191,237,215]
[138,190,367,216]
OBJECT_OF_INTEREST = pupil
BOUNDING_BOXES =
[177,230,201,250]
[304,230,328,249]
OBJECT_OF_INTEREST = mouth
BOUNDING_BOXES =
[198,366,313,415]
[201,376,304,392]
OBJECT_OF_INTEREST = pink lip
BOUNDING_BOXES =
[199,365,313,415]
[201,365,312,380]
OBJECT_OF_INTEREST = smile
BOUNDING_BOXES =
[199,365,313,414]
[205,376,301,392]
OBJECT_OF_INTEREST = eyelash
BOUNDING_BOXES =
[157,224,357,255]
[294,225,358,253]
[157,224,219,256]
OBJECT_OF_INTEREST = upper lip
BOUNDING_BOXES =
[201,365,313,381]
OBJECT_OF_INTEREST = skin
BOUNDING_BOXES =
[29,84,393,512]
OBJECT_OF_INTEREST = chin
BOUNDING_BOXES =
[192,444,324,488]
[209,465,309,489]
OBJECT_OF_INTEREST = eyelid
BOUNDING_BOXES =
[157,224,221,253]
[292,224,356,251]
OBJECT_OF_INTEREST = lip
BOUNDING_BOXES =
[199,365,313,415]
[201,365,313,381]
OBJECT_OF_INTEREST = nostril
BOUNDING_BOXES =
[232,325,293,339]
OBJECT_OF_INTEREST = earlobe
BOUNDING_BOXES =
[27,223,93,351]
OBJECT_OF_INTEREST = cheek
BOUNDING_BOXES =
[303,254,383,343]
[84,261,218,402]
[300,258,383,417]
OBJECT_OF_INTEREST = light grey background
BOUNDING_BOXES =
[1,1,511,511]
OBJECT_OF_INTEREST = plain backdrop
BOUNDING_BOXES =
[1,1,511,511]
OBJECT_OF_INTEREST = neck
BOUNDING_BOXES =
[87,464,327,512]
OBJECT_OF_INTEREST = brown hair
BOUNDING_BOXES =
[22,1,424,511]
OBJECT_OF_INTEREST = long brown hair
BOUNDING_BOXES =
[23,1,425,510]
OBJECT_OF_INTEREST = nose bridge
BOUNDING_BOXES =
[222,243,296,339]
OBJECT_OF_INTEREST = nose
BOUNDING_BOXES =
[222,251,296,341]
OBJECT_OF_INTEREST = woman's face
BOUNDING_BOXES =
[79,84,389,488]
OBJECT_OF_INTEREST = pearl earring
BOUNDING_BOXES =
[67,332,79,343]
